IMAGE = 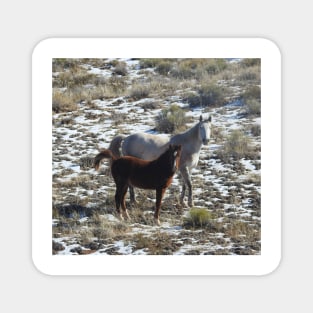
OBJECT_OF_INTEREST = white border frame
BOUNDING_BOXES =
[32,38,281,275]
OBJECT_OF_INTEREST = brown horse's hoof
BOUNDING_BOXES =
[124,210,131,220]
[154,218,161,226]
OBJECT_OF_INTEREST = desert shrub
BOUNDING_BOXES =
[246,98,261,116]
[237,68,259,82]
[184,83,228,107]
[171,59,205,79]
[170,59,198,79]
[198,83,228,106]
[182,91,199,107]
[240,58,261,67]
[250,124,261,137]
[53,72,72,88]
[241,85,261,117]
[146,76,181,97]
[84,58,107,68]
[155,104,187,133]
[236,59,261,84]
[52,58,81,72]
[204,59,228,74]
[129,84,150,100]
[88,86,106,100]
[139,58,171,69]
[52,241,65,254]
[170,59,228,79]
[140,100,162,111]
[53,70,98,88]
[72,72,97,87]
[242,85,261,102]
[52,90,77,113]
[183,208,212,228]
[155,60,173,75]
[113,61,128,76]
[92,219,128,240]
[107,76,127,93]
[217,129,257,162]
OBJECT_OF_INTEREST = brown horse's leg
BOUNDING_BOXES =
[115,183,127,220]
[121,185,131,220]
[155,188,166,226]
[115,191,123,220]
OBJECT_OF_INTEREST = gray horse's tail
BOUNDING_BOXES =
[109,135,124,158]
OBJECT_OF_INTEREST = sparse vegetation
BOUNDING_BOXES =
[113,61,128,76]
[170,59,228,79]
[250,124,261,137]
[129,84,150,100]
[52,90,78,113]
[217,129,258,162]
[155,104,188,133]
[183,82,230,107]
[246,98,261,116]
[240,85,261,117]
[183,208,213,228]
[155,60,173,75]
[52,58,261,255]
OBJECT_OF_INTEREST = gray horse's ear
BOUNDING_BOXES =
[199,115,203,122]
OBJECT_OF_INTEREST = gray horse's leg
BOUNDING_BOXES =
[180,182,186,206]
[129,185,137,204]
[179,167,194,207]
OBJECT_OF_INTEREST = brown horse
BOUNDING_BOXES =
[94,144,182,225]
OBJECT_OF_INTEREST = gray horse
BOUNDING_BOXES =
[108,115,212,207]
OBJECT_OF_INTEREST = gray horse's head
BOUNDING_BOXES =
[198,115,212,145]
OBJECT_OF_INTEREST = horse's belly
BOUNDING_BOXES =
[183,154,199,170]
[129,175,173,190]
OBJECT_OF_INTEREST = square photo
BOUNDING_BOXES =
[33,38,281,275]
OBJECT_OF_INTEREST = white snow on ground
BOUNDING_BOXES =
[52,58,261,255]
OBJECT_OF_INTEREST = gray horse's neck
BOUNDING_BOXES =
[171,122,202,151]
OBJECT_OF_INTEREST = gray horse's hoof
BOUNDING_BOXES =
[180,199,188,208]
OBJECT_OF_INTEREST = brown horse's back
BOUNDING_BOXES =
[111,156,174,190]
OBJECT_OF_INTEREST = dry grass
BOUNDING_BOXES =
[52,90,78,113]
[52,58,260,113]
[52,58,261,255]
[216,129,259,162]
[132,231,183,255]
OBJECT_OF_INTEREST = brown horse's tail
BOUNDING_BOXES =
[94,149,116,171]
